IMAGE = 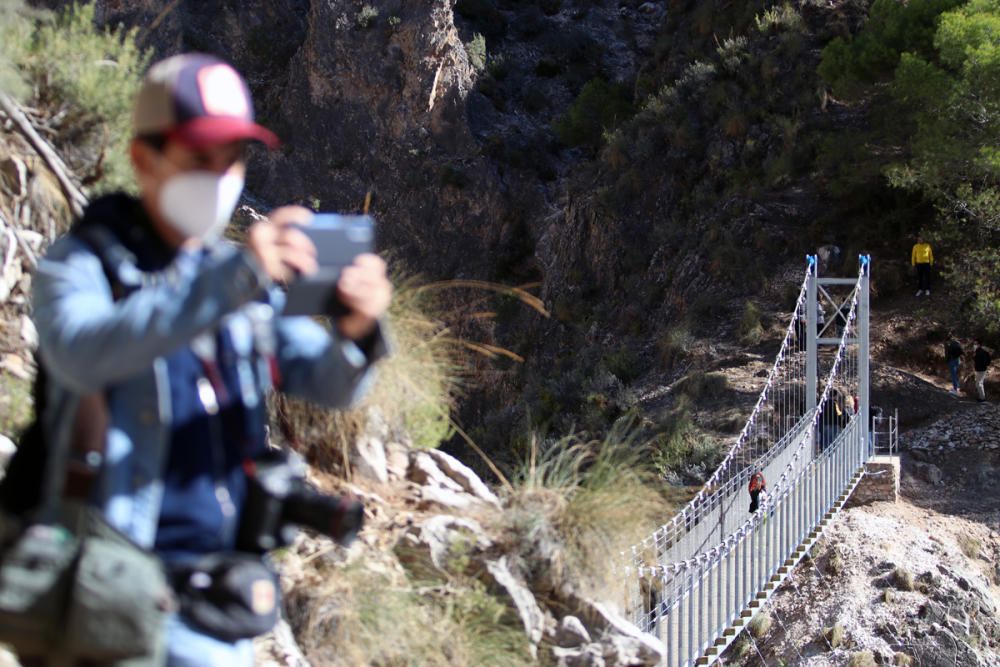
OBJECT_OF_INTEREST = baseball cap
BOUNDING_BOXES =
[133,54,279,150]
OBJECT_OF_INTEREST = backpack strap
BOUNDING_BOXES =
[39,223,160,515]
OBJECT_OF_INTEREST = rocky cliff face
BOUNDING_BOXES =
[45,0,880,456]
[60,0,512,276]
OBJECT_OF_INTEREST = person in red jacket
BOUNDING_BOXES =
[748,471,767,514]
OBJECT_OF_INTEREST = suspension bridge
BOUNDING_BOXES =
[622,255,878,666]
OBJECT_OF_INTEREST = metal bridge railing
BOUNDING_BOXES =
[626,269,814,572]
[872,409,898,457]
[619,257,872,667]
[650,416,867,666]
[629,411,815,572]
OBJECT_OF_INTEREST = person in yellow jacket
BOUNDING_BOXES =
[912,235,934,296]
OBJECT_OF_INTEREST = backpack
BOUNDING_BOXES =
[748,472,766,493]
[0,217,168,663]
[946,340,963,360]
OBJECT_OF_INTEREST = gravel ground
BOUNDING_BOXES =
[726,499,1000,666]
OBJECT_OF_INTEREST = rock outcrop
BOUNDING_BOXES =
[905,404,1000,454]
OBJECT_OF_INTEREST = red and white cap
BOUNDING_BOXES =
[133,53,279,149]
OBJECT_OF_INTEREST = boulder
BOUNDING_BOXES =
[394,514,491,576]
[417,484,480,511]
[408,451,465,493]
[19,315,37,349]
[568,595,666,666]
[384,441,410,480]
[350,432,388,484]
[551,644,606,667]
[253,617,312,667]
[484,557,546,656]
[427,449,501,508]
[923,463,943,486]
[557,615,591,647]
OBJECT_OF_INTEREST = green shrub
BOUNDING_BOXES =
[356,4,379,28]
[826,621,845,648]
[748,611,771,638]
[755,3,804,34]
[440,164,471,189]
[826,547,844,575]
[534,58,562,78]
[603,345,640,384]
[849,651,877,667]
[818,0,964,98]
[454,0,507,40]
[539,0,562,16]
[957,534,981,559]
[0,1,149,193]
[466,33,487,73]
[0,373,32,438]
[657,325,694,370]
[893,566,914,591]
[676,372,728,403]
[652,415,720,478]
[554,78,634,149]
[738,301,764,345]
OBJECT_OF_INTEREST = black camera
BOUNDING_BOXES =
[236,449,364,553]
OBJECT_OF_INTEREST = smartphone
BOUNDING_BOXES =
[281,214,375,316]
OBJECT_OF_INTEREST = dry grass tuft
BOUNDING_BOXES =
[748,611,771,639]
[288,559,529,667]
[500,421,672,602]
[849,650,877,667]
[893,566,914,592]
[275,279,462,472]
[276,276,545,478]
[826,621,845,648]
[957,534,981,559]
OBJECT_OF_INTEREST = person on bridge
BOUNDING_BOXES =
[945,337,964,394]
[973,340,992,402]
[911,235,934,297]
[748,471,767,514]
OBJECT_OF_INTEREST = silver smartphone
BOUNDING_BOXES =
[281,214,375,316]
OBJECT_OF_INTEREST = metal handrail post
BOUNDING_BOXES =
[859,255,871,461]
[807,256,818,414]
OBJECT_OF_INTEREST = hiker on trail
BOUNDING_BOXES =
[27,54,391,666]
[945,337,964,394]
[911,235,934,297]
[748,471,767,514]
[974,340,992,402]
[817,300,826,335]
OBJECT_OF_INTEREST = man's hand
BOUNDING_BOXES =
[336,253,392,341]
[246,206,317,284]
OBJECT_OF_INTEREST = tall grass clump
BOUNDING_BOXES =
[502,421,671,600]
[651,413,720,481]
[0,1,148,193]
[738,300,764,344]
[290,563,530,667]
[0,374,32,437]
[275,279,461,471]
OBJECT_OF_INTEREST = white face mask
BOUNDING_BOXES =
[158,171,244,242]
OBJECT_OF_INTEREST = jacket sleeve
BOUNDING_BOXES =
[911,245,917,266]
[928,245,934,265]
[273,312,388,409]
[32,235,269,394]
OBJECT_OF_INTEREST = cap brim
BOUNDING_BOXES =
[169,116,280,150]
